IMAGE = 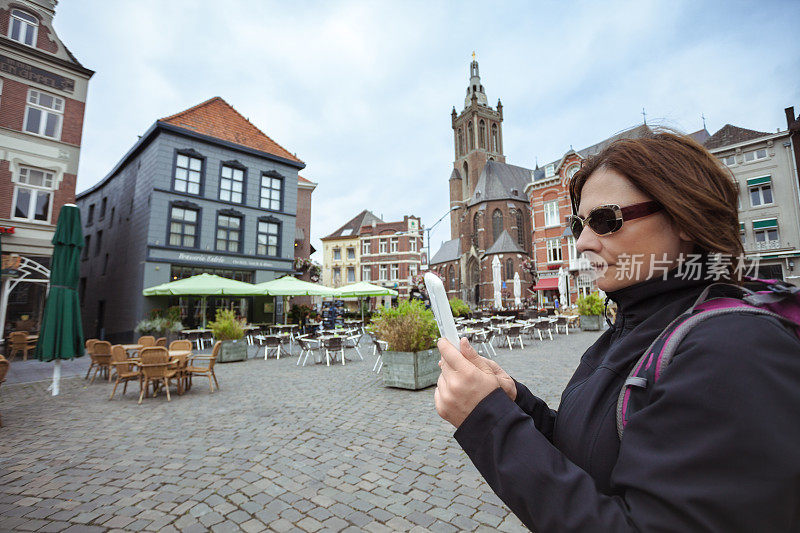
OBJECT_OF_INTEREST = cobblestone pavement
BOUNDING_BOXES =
[0,330,602,532]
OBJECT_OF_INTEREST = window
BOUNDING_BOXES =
[333,248,341,261]
[346,247,355,260]
[215,214,242,253]
[467,122,475,151]
[567,236,577,262]
[99,198,107,220]
[491,124,499,152]
[409,264,418,278]
[479,119,486,149]
[379,265,388,280]
[95,231,102,256]
[333,267,341,284]
[24,90,63,139]
[102,254,109,275]
[362,240,371,254]
[8,9,38,47]
[390,237,398,253]
[472,213,481,249]
[362,266,371,281]
[720,154,736,166]
[260,172,283,210]
[457,128,464,156]
[566,164,580,180]
[410,238,417,252]
[740,222,746,244]
[220,165,244,203]
[515,210,524,246]
[505,258,513,280]
[109,207,115,227]
[87,204,95,225]
[545,164,555,178]
[449,266,456,290]
[168,206,198,248]
[173,153,202,195]
[753,219,779,247]
[379,239,387,253]
[391,264,399,280]
[747,176,773,207]
[347,267,355,283]
[82,235,90,260]
[492,209,503,243]
[744,149,768,163]
[544,200,560,227]
[13,166,54,222]
[257,219,280,256]
[547,238,562,262]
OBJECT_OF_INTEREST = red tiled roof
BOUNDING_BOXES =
[159,97,303,164]
[298,175,312,183]
[704,124,772,149]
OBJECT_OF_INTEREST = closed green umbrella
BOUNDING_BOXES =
[34,204,84,396]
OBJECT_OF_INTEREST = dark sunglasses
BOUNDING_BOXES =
[567,201,662,238]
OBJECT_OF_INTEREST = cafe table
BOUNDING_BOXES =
[120,344,143,357]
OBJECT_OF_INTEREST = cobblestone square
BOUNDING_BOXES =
[0,331,601,532]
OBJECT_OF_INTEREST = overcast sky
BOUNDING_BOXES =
[57,0,800,260]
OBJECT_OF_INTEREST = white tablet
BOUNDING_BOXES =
[424,272,461,350]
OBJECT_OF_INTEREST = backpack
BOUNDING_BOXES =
[616,278,800,440]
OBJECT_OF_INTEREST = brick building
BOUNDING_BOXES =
[430,57,533,308]
[0,0,93,339]
[76,97,310,341]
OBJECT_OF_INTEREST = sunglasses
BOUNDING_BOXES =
[567,201,662,238]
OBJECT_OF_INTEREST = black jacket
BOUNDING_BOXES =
[454,272,800,532]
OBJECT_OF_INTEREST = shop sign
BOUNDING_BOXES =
[1,254,21,270]
[149,247,287,270]
[0,54,75,93]
[0,226,15,234]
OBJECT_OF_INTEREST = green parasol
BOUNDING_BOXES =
[34,204,85,396]
[254,276,337,324]
[334,281,399,322]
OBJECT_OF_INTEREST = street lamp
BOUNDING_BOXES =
[424,205,461,268]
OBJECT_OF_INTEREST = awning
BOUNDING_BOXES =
[746,175,771,187]
[531,277,559,291]
[752,218,778,230]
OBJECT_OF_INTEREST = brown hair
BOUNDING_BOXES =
[569,130,744,272]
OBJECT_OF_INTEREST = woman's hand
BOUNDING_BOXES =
[434,337,513,428]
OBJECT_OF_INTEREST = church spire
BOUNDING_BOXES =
[465,53,488,108]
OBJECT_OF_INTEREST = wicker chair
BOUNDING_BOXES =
[137,336,156,347]
[109,345,140,400]
[0,354,9,426]
[155,337,167,347]
[168,339,192,351]
[323,336,345,366]
[168,339,193,390]
[185,341,220,393]
[83,339,99,378]
[89,341,113,383]
[138,346,179,404]
[8,331,36,361]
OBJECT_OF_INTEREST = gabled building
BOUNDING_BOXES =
[76,97,310,341]
[704,122,800,284]
[0,0,93,340]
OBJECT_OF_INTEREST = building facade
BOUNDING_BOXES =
[0,0,93,339]
[430,58,533,308]
[705,123,800,284]
[76,97,308,342]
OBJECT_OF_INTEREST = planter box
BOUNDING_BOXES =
[217,339,248,363]
[382,349,440,390]
[580,315,603,331]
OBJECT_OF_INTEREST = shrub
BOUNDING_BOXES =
[449,298,470,317]
[289,304,313,324]
[577,292,605,316]
[208,309,245,341]
[135,316,183,335]
[369,299,438,352]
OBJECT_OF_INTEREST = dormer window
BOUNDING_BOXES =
[545,164,555,178]
[9,9,38,47]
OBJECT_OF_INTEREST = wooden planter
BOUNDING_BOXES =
[217,339,248,363]
[382,349,440,390]
[580,315,603,331]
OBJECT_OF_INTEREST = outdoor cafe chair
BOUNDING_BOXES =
[296,335,320,366]
[371,336,387,372]
[343,334,364,361]
[186,341,220,393]
[322,336,345,366]
[472,329,497,358]
[505,326,525,350]
[138,347,180,404]
[534,320,554,341]
[0,354,8,427]
[8,331,36,361]
[137,336,156,347]
[109,345,141,400]
[83,339,99,378]
[168,339,194,390]
[89,341,113,383]
[260,335,283,360]
[155,337,167,347]
[554,316,570,335]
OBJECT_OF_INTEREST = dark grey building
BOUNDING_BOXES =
[76,97,305,342]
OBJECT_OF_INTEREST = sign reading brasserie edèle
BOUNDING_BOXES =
[0,54,75,93]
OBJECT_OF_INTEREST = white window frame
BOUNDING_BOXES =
[346,247,355,260]
[744,148,768,163]
[543,200,560,227]
[8,9,38,47]
[379,239,388,254]
[256,220,279,256]
[332,248,341,261]
[546,238,562,263]
[11,166,55,223]
[409,238,417,252]
[346,266,355,283]
[362,240,371,255]
[720,154,736,167]
[23,89,64,140]
[379,265,388,281]
[391,263,399,280]
[749,184,773,207]
[545,164,555,178]
[174,153,202,195]
[219,165,244,203]
[390,237,399,253]
[409,264,418,278]
[333,267,341,284]
[260,173,283,211]
[567,236,577,262]
[754,227,779,243]
[362,266,371,281]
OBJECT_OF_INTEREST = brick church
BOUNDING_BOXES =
[429,57,534,308]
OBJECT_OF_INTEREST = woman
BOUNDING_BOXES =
[434,131,800,532]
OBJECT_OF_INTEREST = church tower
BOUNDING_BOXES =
[449,55,506,239]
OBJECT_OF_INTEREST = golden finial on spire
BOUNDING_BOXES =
[472,51,476,60]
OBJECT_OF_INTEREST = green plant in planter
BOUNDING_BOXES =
[369,300,438,353]
[576,292,605,315]
[288,304,313,325]
[208,309,245,341]
[449,298,470,318]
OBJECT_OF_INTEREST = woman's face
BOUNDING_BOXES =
[575,167,694,292]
